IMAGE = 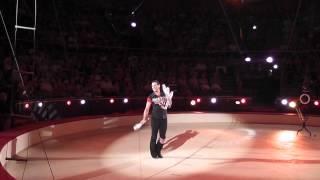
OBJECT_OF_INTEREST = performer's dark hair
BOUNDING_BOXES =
[151,80,160,85]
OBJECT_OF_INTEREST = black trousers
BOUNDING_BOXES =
[150,117,167,156]
[151,117,167,142]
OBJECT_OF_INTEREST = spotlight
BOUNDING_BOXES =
[289,101,297,108]
[66,100,72,106]
[196,98,201,103]
[266,57,273,63]
[123,98,129,103]
[245,57,251,62]
[240,98,246,104]
[277,131,296,143]
[190,100,196,106]
[281,99,288,105]
[24,103,30,109]
[38,102,43,107]
[211,97,217,104]
[273,64,278,69]
[314,101,319,106]
[110,98,115,104]
[235,100,240,105]
[130,22,137,28]
[80,99,86,105]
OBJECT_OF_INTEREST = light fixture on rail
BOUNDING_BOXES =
[314,100,319,106]
[190,100,196,106]
[235,100,241,105]
[110,98,115,104]
[252,25,257,30]
[245,57,251,62]
[123,98,129,103]
[37,102,43,107]
[130,22,137,28]
[281,99,288,106]
[66,100,72,106]
[273,64,278,69]
[289,101,297,108]
[24,103,30,109]
[211,97,217,104]
[240,98,246,104]
[80,99,86,105]
[196,98,201,103]
[266,56,273,63]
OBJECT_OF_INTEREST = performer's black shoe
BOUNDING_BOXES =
[150,141,158,158]
[156,141,164,158]
[151,154,158,159]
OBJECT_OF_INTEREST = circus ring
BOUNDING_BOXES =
[1,97,320,179]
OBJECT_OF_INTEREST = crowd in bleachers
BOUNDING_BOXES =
[1,50,241,99]
[1,0,320,103]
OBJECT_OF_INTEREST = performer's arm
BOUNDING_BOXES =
[133,97,152,131]
[141,100,152,124]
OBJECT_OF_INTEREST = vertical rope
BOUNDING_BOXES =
[218,0,242,54]
[0,10,27,96]
[14,0,19,48]
[33,0,37,50]
[132,0,146,15]
[287,0,303,50]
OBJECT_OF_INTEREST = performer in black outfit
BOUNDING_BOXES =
[137,80,173,158]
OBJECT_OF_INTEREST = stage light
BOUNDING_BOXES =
[245,57,251,62]
[24,103,30,109]
[273,64,278,69]
[281,99,288,105]
[235,100,240,105]
[80,99,86,105]
[211,97,217,104]
[252,25,257,30]
[110,98,115,104]
[130,22,137,28]
[196,98,201,103]
[123,98,129,103]
[190,100,196,106]
[289,101,296,108]
[314,101,319,106]
[240,98,246,104]
[266,56,273,63]
[38,102,43,107]
[66,100,72,106]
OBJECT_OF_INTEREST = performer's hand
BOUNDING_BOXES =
[162,84,170,97]
[133,122,143,131]
[140,119,147,124]
[167,92,173,108]
[133,118,148,131]
[161,84,174,109]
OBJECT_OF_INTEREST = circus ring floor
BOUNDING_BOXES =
[1,112,320,180]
